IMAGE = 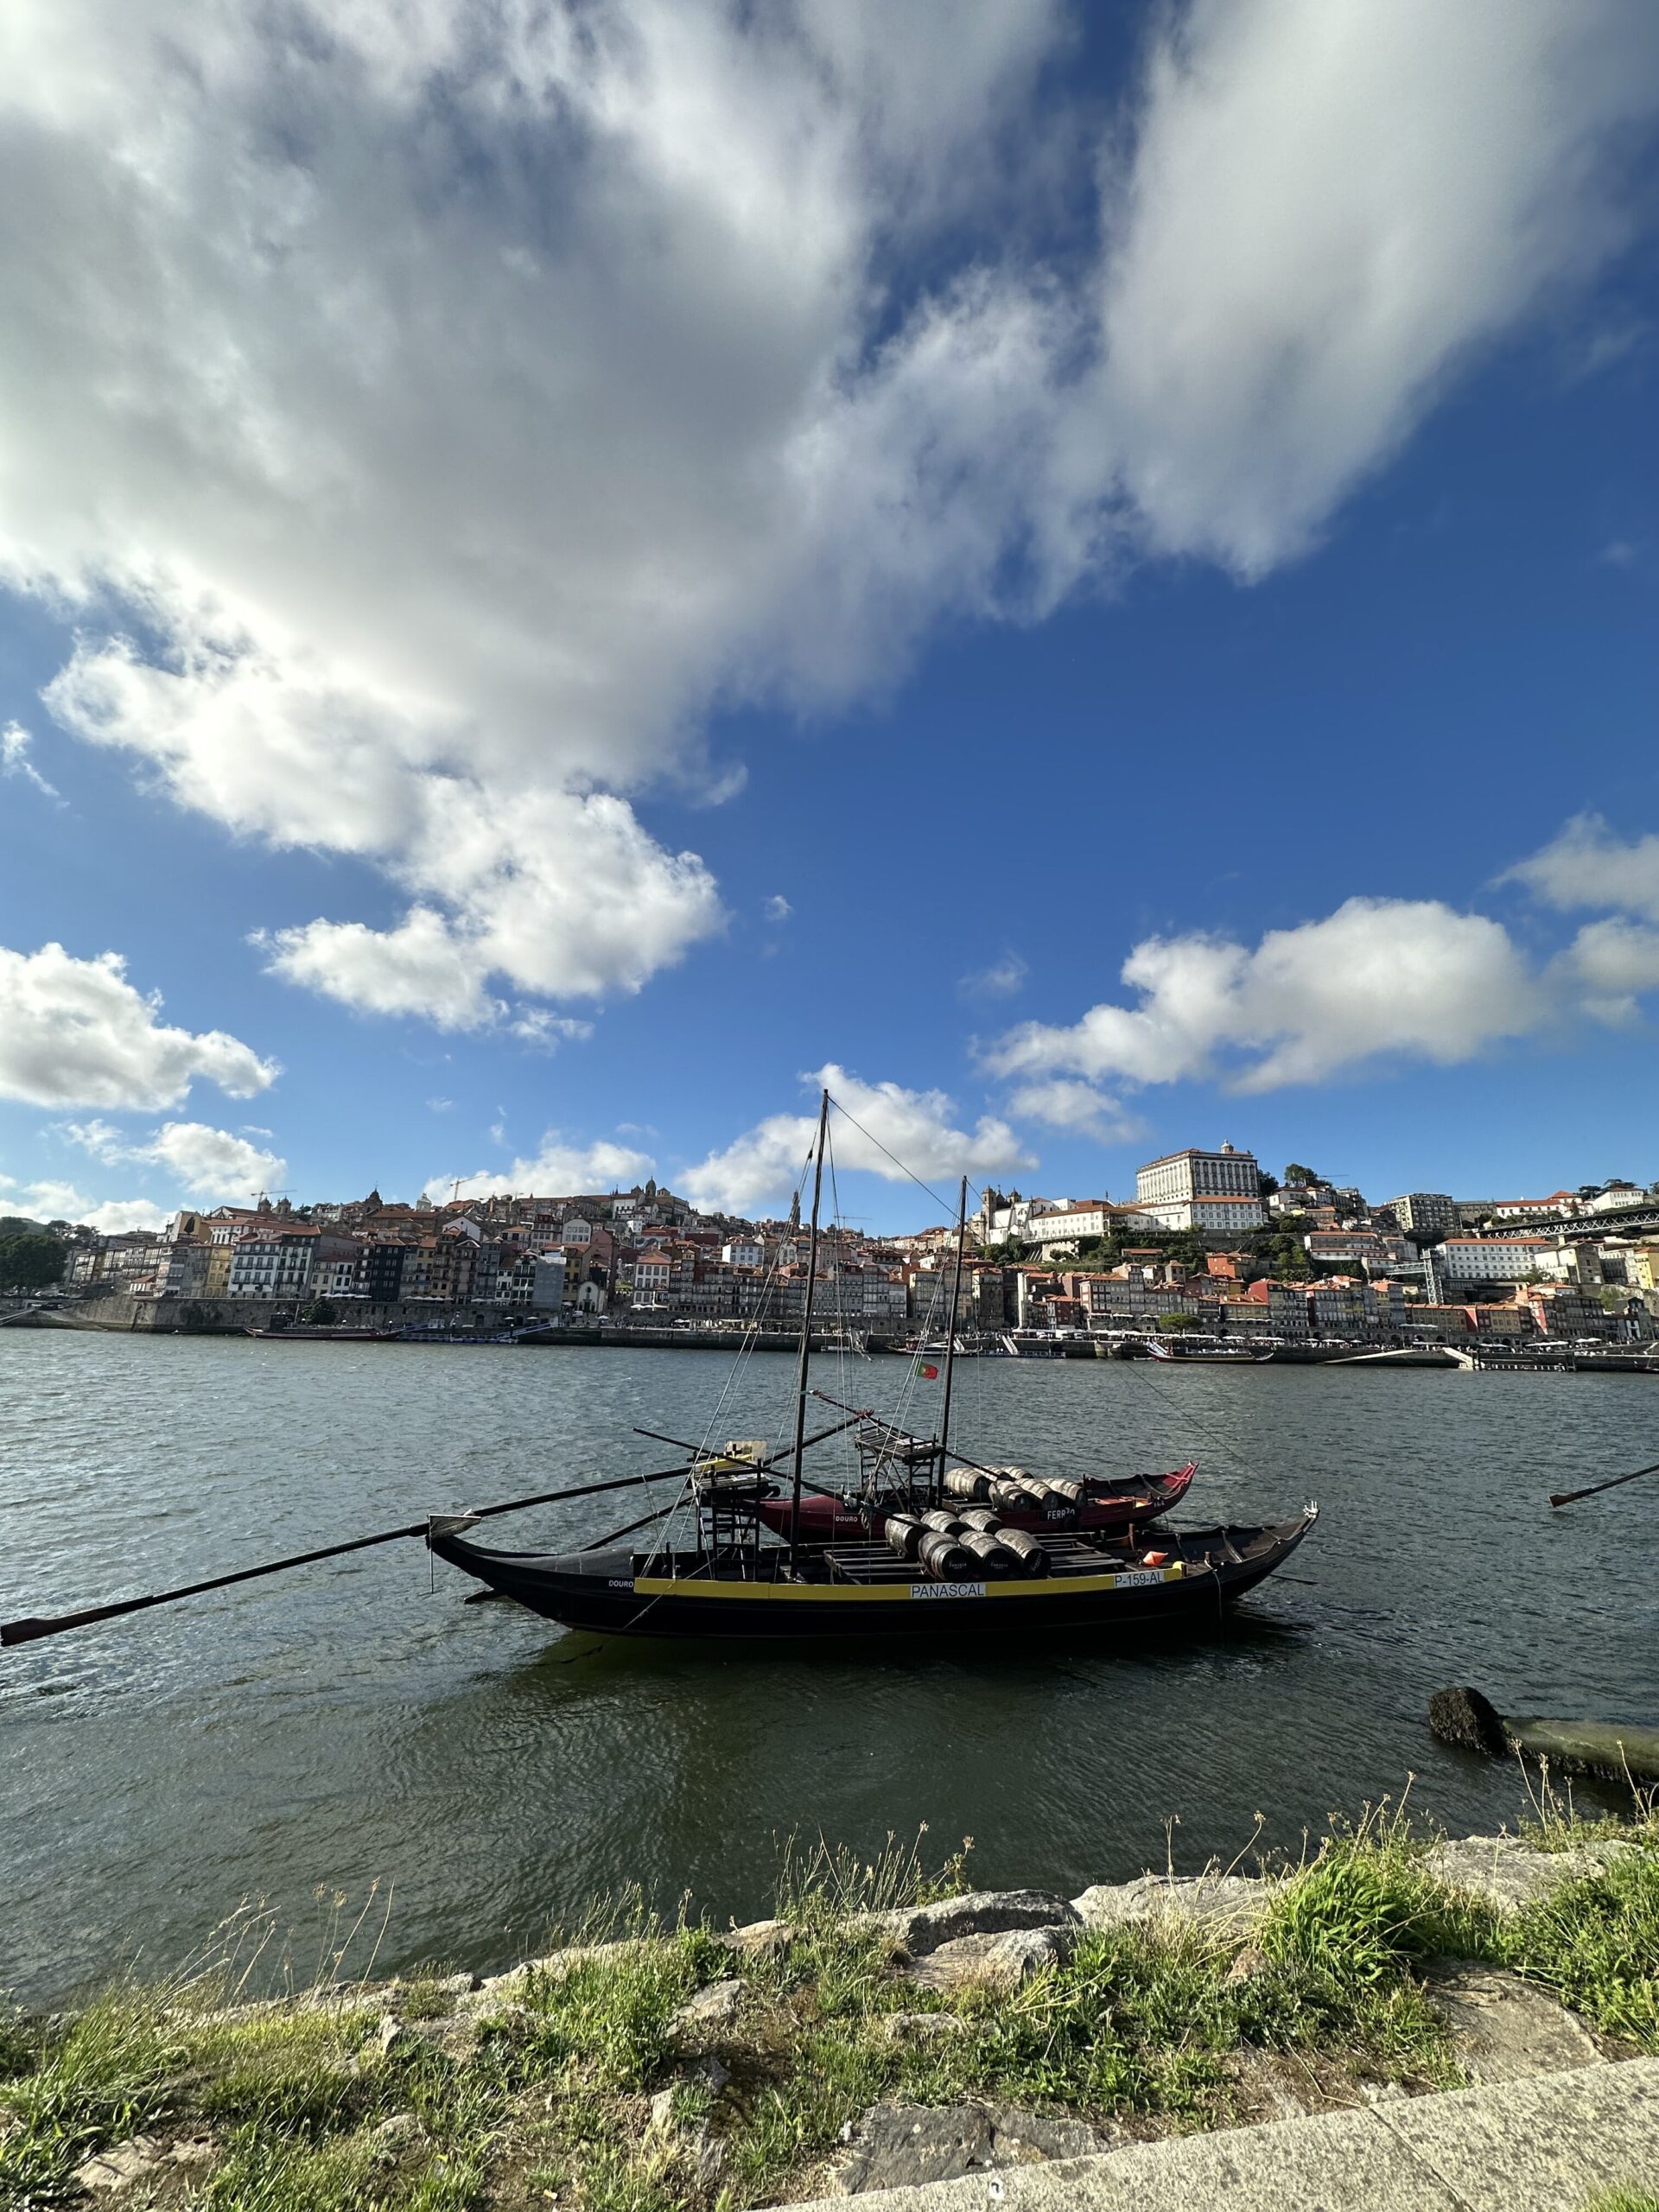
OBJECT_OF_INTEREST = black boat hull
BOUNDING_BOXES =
[427,1516,1314,1643]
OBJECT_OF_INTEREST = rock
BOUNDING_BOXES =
[73,2137,164,2192]
[372,2113,423,2145]
[1071,1872,1268,1933]
[648,2086,677,2131]
[168,2136,217,2167]
[881,2011,967,2043]
[725,1916,794,1961]
[1423,1835,1639,1916]
[376,2012,404,2053]
[1429,1961,1607,2084]
[982,2105,1115,2163]
[906,1923,1076,1993]
[671,1977,745,2035]
[869,1890,1080,1960]
[833,2101,1114,2192]
[1428,1686,1510,1757]
[833,2102,995,2192]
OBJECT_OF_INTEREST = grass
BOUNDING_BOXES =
[2,1806,1656,2211]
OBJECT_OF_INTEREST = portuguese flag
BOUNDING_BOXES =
[916,1360,940,1379]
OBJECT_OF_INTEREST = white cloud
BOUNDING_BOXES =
[1506,812,1659,921]
[510,1010,595,1050]
[426,1135,657,1205]
[1,721,59,799]
[1005,1078,1141,1143]
[764,896,793,924]
[0,1172,168,1233]
[60,1116,287,1200]
[3,1,1653,1029]
[958,953,1028,1001]
[0,942,276,1109]
[684,1064,1036,1214]
[1093,0,1659,575]
[988,899,1545,1093]
[1554,916,1659,1024]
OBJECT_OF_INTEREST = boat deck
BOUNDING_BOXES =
[819,1535,1136,1582]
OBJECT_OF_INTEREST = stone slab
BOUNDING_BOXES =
[1423,1834,1639,1916]
[1429,1960,1606,2084]
[906,1924,1076,1993]
[1071,1872,1268,1934]
[1379,2056,1659,2206]
[871,1891,1081,1960]
[790,2060,1659,2211]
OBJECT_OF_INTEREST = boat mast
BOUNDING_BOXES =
[787,1088,831,1573]
[938,1174,969,1477]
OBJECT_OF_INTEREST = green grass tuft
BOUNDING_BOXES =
[1498,1847,1659,2049]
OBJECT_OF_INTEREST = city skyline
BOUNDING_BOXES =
[3,3,1658,1236]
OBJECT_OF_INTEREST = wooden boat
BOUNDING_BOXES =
[425,1090,1318,1650]
[426,1510,1317,1643]
[245,1325,403,1341]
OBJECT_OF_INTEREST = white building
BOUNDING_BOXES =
[1026,1201,1162,1250]
[1133,1145,1266,1233]
[1435,1236,1569,1284]
[721,1239,764,1268]
[227,1226,319,1299]
[972,1196,1057,1245]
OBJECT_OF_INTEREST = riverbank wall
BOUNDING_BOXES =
[8,1818,1656,2209]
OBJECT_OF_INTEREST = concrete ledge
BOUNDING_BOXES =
[785,2058,1659,2209]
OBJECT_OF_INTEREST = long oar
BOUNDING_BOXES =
[0,1461,699,1649]
[1549,1456,1659,1509]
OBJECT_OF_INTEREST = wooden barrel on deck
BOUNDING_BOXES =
[921,1509,968,1536]
[996,1528,1051,1576]
[959,1530,1020,1578]
[885,1514,925,1560]
[917,1530,977,1580]
[943,1467,993,1502]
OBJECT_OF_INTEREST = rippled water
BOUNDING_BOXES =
[2,1329,1656,2007]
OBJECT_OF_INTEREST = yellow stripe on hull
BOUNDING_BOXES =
[629,1566,1185,1603]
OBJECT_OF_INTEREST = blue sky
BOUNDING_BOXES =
[2,0,1658,1234]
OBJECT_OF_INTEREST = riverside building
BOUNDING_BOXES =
[1134,1144,1267,1233]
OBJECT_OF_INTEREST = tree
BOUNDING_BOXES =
[1284,1163,1319,1187]
[1257,1171,1280,1198]
[1156,1311,1199,1332]
[0,1233,66,1293]
[302,1298,340,1327]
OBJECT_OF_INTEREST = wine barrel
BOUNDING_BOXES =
[884,1514,925,1560]
[989,1478,1031,1511]
[943,1467,992,1503]
[917,1530,977,1580]
[957,1507,1000,1532]
[921,1509,967,1536]
[996,1528,1051,1576]
[959,1530,1020,1578]
[1046,1478,1084,1507]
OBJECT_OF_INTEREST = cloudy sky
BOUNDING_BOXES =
[2,0,1657,1231]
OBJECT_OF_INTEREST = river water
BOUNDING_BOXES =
[2,1330,1655,2007]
